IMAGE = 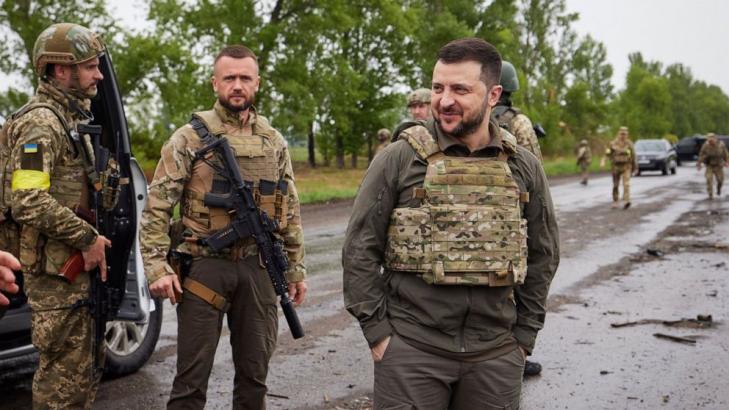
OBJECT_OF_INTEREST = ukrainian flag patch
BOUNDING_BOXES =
[23,144,38,153]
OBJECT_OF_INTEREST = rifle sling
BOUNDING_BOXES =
[183,277,230,312]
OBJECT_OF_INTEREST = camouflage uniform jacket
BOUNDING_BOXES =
[698,141,729,166]
[606,138,638,170]
[577,145,592,166]
[7,81,98,309]
[342,119,560,356]
[140,101,306,285]
[493,106,543,162]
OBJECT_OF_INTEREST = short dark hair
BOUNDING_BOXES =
[436,38,501,87]
[214,45,258,65]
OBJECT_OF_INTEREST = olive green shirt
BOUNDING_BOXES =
[342,120,559,356]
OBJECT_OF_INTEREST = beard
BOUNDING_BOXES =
[219,93,255,114]
[69,76,98,99]
[436,97,489,138]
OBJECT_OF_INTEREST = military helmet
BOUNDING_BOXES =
[33,23,105,77]
[407,88,431,106]
[580,139,588,145]
[706,132,716,139]
[377,128,391,141]
[500,61,519,93]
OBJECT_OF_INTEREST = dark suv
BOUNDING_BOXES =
[0,51,161,379]
[635,139,678,175]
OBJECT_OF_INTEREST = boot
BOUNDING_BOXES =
[580,179,587,186]
[524,360,542,377]
[718,184,722,197]
[623,201,631,209]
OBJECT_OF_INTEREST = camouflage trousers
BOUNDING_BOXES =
[704,165,724,196]
[26,272,101,410]
[612,165,632,202]
[579,162,589,183]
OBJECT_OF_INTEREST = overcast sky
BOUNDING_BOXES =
[3,1,728,95]
[566,0,729,93]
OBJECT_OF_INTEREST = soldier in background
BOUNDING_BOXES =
[406,87,432,121]
[493,61,543,162]
[140,45,307,409]
[601,126,638,209]
[697,133,729,199]
[374,128,391,156]
[3,23,110,408]
[577,139,592,185]
[492,60,545,377]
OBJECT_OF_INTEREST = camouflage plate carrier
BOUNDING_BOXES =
[177,110,289,258]
[608,140,632,164]
[384,125,528,286]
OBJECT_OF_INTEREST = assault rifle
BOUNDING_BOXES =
[194,137,304,339]
[69,123,124,373]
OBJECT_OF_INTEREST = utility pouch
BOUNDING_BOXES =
[168,249,193,302]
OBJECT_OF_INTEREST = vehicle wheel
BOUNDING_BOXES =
[104,298,163,377]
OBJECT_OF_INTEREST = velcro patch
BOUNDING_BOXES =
[20,143,44,171]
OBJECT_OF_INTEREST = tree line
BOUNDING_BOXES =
[2,0,729,168]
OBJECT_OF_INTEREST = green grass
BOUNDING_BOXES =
[542,156,604,176]
[294,164,365,204]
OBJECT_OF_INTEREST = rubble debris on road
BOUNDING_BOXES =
[653,333,697,344]
[646,248,665,257]
[610,314,713,329]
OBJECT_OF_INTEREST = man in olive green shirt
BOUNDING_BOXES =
[343,38,559,408]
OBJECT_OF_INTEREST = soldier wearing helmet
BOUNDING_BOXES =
[600,126,638,209]
[1,23,109,408]
[697,133,729,199]
[406,88,432,121]
[576,139,592,185]
[374,128,392,156]
[492,61,543,162]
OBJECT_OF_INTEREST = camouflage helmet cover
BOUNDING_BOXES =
[500,61,519,93]
[407,88,431,106]
[580,139,588,145]
[706,132,716,139]
[377,128,391,140]
[33,23,105,77]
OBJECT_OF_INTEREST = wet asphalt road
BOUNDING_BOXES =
[3,164,729,409]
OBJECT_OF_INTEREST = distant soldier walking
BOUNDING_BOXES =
[697,133,729,199]
[577,139,592,185]
[601,126,637,209]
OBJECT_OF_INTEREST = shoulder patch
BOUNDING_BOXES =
[499,128,519,156]
[398,125,440,160]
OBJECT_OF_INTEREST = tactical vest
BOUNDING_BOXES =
[702,143,726,166]
[610,141,632,164]
[0,103,91,273]
[383,125,529,286]
[181,110,289,240]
